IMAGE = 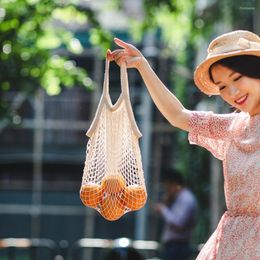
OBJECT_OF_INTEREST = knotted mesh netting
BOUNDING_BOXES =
[80,60,146,221]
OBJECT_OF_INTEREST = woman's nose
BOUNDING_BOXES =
[228,85,240,97]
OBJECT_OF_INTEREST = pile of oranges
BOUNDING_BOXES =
[80,174,146,221]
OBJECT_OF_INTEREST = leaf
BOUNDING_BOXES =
[67,38,84,54]
[36,32,62,49]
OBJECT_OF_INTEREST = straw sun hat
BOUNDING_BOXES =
[194,30,260,96]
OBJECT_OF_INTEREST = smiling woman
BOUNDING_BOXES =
[208,55,260,116]
[108,29,260,260]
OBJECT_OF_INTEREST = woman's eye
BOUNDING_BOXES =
[234,75,242,81]
[219,86,226,91]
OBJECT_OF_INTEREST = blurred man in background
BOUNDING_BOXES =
[154,168,198,260]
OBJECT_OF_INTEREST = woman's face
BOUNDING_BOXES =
[211,64,260,116]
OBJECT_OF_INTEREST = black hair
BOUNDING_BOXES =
[161,168,185,186]
[209,55,260,83]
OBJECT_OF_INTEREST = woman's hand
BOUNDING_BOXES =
[107,37,190,131]
[107,38,145,69]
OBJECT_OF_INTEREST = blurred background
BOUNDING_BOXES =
[0,0,259,259]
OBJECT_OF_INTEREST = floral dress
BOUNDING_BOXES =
[188,111,260,260]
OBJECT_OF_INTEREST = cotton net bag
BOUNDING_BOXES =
[80,58,147,221]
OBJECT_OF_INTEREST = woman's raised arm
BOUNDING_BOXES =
[107,38,191,131]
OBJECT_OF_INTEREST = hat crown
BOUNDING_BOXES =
[207,30,260,56]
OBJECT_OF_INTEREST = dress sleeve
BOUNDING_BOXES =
[188,111,238,160]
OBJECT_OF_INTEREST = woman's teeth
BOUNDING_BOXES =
[235,94,248,105]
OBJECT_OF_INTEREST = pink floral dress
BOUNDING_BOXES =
[188,111,260,260]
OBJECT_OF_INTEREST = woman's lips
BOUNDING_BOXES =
[235,94,248,105]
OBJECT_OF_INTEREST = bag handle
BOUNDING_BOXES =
[87,58,142,138]
[103,58,130,101]
[103,58,110,99]
[120,62,130,98]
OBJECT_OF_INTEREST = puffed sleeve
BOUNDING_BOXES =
[188,111,238,160]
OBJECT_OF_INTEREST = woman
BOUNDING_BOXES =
[108,30,260,259]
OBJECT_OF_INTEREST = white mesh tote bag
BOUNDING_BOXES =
[80,58,147,221]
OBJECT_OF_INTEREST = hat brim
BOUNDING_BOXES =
[194,49,260,96]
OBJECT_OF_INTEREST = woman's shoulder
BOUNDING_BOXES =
[188,110,247,138]
[190,110,249,123]
[189,110,240,127]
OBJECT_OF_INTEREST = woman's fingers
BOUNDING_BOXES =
[107,38,143,68]
[114,38,129,49]
[111,49,124,58]
[113,51,125,62]
[114,38,141,55]
[107,49,125,61]
[115,55,127,66]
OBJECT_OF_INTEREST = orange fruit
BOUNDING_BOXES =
[80,183,104,208]
[101,174,126,194]
[100,195,125,221]
[121,185,147,211]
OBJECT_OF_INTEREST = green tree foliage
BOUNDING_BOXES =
[0,0,112,119]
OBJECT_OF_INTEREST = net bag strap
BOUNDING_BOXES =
[87,58,142,138]
[102,59,130,107]
[119,62,142,138]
